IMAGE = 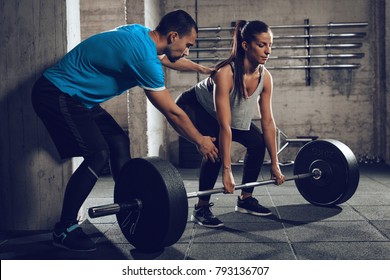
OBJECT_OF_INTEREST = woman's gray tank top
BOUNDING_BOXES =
[194,65,264,130]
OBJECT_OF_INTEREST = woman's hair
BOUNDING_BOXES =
[156,10,198,37]
[211,20,271,98]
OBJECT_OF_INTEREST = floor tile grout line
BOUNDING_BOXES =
[265,186,298,260]
[348,203,390,241]
[183,222,197,260]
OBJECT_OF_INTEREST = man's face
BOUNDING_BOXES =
[164,28,197,62]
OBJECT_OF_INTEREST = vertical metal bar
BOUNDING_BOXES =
[305,19,311,86]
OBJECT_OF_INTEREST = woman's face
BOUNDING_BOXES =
[244,31,273,65]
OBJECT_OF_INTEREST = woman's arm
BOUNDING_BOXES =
[214,66,236,193]
[258,69,285,185]
[158,55,213,74]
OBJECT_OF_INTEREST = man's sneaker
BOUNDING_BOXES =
[235,196,273,216]
[52,221,96,252]
[191,203,224,228]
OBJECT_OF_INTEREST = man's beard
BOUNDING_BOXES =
[165,51,181,63]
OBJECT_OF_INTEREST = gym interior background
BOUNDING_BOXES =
[0,0,389,231]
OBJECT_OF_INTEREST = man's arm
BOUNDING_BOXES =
[144,88,218,162]
[158,55,213,74]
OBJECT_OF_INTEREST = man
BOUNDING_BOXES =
[31,10,218,252]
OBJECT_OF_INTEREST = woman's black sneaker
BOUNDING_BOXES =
[235,196,273,216]
[191,203,224,228]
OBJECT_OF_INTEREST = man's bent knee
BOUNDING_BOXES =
[84,149,110,177]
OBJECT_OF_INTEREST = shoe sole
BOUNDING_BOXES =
[52,241,97,252]
[235,206,273,216]
[191,215,224,228]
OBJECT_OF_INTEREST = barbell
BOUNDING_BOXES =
[88,139,360,252]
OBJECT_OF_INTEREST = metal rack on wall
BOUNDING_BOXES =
[189,20,368,86]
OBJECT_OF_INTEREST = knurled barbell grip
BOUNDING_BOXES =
[88,198,142,218]
[186,172,315,199]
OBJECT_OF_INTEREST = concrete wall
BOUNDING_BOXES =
[163,0,389,165]
[80,0,127,130]
[0,0,72,230]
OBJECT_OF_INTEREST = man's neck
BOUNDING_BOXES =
[149,30,166,55]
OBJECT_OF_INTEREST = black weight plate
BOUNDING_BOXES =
[293,139,360,206]
[114,157,188,252]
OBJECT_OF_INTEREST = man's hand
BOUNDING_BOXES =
[196,136,219,163]
[144,89,219,163]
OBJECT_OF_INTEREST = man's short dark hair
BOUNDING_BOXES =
[156,10,198,37]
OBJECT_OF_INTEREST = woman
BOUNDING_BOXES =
[176,20,285,228]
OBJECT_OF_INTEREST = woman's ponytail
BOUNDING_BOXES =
[211,20,270,99]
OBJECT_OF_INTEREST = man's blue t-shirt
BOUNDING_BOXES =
[44,24,165,108]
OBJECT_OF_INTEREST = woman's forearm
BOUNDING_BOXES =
[219,126,232,169]
[261,119,279,165]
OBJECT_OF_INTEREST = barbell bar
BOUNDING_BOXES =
[186,170,318,199]
[190,43,362,52]
[268,22,369,29]
[88,139,360,252]
[197,22,368,32]
[89,199,142,219]
[189,53,365,63]
[196,32,366,41]
[89,170,318,218]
